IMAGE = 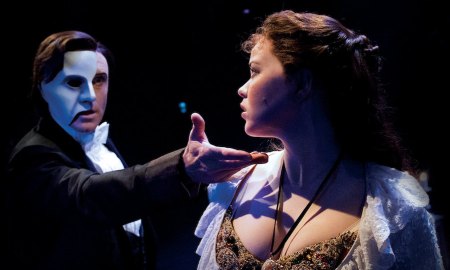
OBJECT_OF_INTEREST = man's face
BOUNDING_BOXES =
[41,51,109,134]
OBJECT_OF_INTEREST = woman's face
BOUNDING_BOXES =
[238,39,298,138]
[40,51,109,134]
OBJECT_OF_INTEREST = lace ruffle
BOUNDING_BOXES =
[195,152,442,270]
[349,163,433,269]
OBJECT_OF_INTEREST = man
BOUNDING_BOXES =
[5,31,267,270]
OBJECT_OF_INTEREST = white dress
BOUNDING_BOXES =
[195,151,444,270]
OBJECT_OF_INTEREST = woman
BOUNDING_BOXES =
[195,10,444,269]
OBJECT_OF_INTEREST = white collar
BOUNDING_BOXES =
[75,122,109,150]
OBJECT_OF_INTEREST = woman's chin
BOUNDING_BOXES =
[245,125,262,137]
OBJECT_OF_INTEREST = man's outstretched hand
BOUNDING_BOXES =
[183,113,268,183]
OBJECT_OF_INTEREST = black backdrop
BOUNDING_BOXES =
[2,0,449,268]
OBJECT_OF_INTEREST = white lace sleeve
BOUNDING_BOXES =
[194,201,226,270]
[338,163,444,269]
[194,167,252,270]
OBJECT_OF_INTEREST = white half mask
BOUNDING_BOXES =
[40,51,97,140]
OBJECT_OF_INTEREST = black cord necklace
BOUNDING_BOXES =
[261,153,343,270]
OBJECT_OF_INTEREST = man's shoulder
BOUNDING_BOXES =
[9,128,55,158]
[7,126,80,169]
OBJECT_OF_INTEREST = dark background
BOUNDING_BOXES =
[2,0,449,268]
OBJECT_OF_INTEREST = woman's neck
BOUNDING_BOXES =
[280,98,340,189]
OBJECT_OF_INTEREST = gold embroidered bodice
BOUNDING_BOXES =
[215,208,357,270]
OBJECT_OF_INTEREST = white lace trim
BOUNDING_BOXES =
[195,152,443,270]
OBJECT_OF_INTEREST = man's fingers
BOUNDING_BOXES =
[250,152,269,164]
[208,147,269,164]
[189,112,207,142]
[212,155,267,170]
[207,147,252,161]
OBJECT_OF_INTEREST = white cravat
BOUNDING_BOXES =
[81,122,124,173]
[78,122,142,236]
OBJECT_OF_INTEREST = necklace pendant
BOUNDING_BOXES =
[261,258,279,270]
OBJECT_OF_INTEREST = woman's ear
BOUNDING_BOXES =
[294,68,313,101]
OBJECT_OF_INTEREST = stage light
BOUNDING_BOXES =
[178,101,187,114]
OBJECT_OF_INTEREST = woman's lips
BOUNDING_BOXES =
[240,103,247,119]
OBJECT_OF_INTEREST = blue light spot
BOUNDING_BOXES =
[178,101,187,114]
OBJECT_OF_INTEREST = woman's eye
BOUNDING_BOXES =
[66,78,83,88]
[250,68,258,77]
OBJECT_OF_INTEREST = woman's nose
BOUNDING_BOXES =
[237,81,249,98]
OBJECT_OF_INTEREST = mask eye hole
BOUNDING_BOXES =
[65,77,83,88]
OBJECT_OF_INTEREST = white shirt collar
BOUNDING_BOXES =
[75,122,109,149]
